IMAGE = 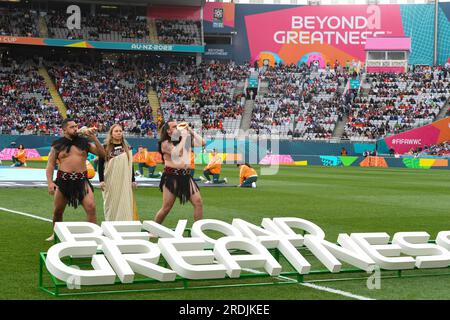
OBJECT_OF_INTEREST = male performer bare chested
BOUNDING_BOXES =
[45,118,106,241]
[154,121,205,224]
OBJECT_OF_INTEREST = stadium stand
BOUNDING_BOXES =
[344,66,450,140]
[252,63,348,139]
[0,7,39,37]
[404,141,450,156]
[45,10,151,43]
[0,5,201,45]
[0,57,62,135]
[156,61,249,136]
[155,19,202,45]
[47,56,157,136]
[0,49,449,141]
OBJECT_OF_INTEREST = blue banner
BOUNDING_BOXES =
[0,36,204,53]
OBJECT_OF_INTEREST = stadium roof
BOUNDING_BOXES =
[46,0,205,6]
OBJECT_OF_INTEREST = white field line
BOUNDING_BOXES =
[243,268,375,301]
[0,206,52,223]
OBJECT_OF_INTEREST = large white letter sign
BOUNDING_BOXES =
[101,221,149,241]
[142,220,187,238]
[102,239,176,282]
[232,218,281,248]
[191,219,243,249]
[272,217,326,239]
[261,218,304,246]
[304,234,375,273]
[158,238,227,280]
[436,231,450,250]
[55,222,104,243]
[214,237,282,278]
[351,233,416,270]
[54,222,108,254]
[45,241,116,285]
[101,239,134,283]
[392,232,450,269]
[119,240,176,282]
[45,219,450,286]
[261,218,311,274]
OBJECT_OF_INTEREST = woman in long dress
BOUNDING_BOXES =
[98,124,137,221]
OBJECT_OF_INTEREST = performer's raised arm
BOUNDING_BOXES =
[188,126,206,147]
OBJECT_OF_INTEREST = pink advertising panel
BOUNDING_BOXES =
[0,148,41,161]
[383,117,450,154]
[244,5,404,66]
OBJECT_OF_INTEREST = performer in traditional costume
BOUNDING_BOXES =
[154,121,205,224]
[98,124,137,221]
[45,119,105,241]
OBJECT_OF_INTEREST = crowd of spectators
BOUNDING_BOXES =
[251,63,348,138]
[0,7,39,37]
[47,56,157,137]
[46,10,150,42]
[403,141,450,157]
[155,61,249,134]
[0,58,62,135]
[1,51,450,141]
[155,19,202,45]
[344,66,450,140]
[1,6,203,45]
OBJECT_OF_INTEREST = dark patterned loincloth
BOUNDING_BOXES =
[159,167,199,205]
[55,170,94,209]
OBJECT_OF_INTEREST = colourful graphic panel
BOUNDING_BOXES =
[340,156,359,167]
[382,117,450,154]
[318,156,358,166]
[0,36,204,53]
[429,159,449,167]
[234,3,450,65]
[0,148,41,160]
[359,156,388,168]
[259,154,294,165]
[402,157,421,169]
[204,2,235,32]
[195,153,210,165]
[194,153,242,165]
[403,157,449,169]
[243,5,404,66]
[320,156,342,166]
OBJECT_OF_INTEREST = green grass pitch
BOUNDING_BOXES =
[0,161,449,300]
